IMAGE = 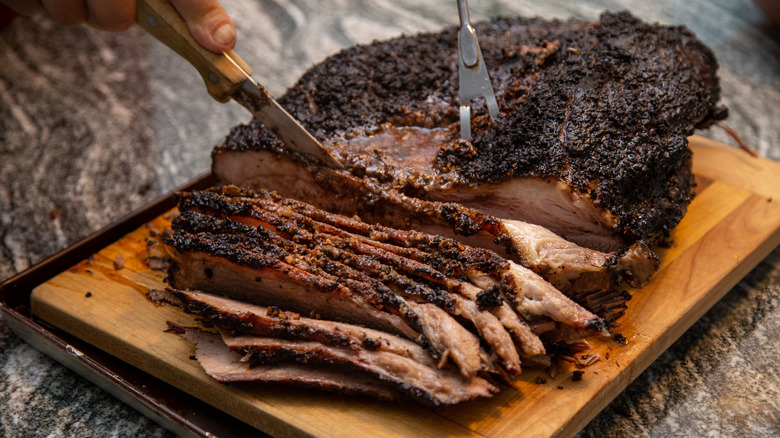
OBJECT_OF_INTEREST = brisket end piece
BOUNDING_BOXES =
[458,11,721,246]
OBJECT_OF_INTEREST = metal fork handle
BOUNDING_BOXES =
[458,0,479,67]
[457,0,498,140]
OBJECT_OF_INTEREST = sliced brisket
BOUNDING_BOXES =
[163,187,610,377]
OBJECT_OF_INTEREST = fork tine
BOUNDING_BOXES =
[460,105,471,140]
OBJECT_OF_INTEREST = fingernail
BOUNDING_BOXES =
[213,23,235,46]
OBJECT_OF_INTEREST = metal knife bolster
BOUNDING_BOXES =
[231,80,344,169]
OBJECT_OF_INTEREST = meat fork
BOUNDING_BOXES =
[457,0,499,140]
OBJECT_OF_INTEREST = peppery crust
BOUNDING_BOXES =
[216,11,724,245]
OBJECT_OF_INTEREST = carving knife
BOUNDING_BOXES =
[136,0,344,169]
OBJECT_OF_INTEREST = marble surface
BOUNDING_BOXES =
[1,0,778,436]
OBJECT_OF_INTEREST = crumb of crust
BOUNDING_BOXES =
[535,376,546,384]
[576,353,600,367]
[557,385,564,390]
[613,333,627,345]
[145,256,169,271]
[113,254,125,270]
[189,355,197,360]
[85,291,92,298]
[548,360,560,378]
[572,370,584,381]
[162,210,179,221]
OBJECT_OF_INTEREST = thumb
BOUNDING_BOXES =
[169,0,235,53]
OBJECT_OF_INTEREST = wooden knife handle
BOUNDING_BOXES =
[136,0,252,102]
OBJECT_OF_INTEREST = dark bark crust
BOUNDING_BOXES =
[217,11,723,245]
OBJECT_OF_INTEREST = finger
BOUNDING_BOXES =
[170,0,235,53]
[2,0,45,16]
[85,0,135,31]
[40,0,87,26]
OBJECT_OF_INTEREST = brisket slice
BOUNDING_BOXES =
[164,227,487,377]
[164,236,419,339]
[185,194,525,371]
[174,326,403,402]
[213,11,724,251]
[149,288,436,366]
[218,332,497,407]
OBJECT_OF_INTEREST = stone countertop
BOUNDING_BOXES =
[1,0,778,436]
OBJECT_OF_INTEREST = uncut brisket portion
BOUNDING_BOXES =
[214,11,723,250]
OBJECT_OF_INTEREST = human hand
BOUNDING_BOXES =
[0,0,236,52]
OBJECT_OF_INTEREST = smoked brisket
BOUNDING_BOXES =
[153,10,727,406]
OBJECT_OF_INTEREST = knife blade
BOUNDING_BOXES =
[136,0,344,169]
[223,54,344,169]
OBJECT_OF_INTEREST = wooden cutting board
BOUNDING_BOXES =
[30,136,780,438]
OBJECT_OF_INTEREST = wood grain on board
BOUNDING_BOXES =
[30,136,780,437]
